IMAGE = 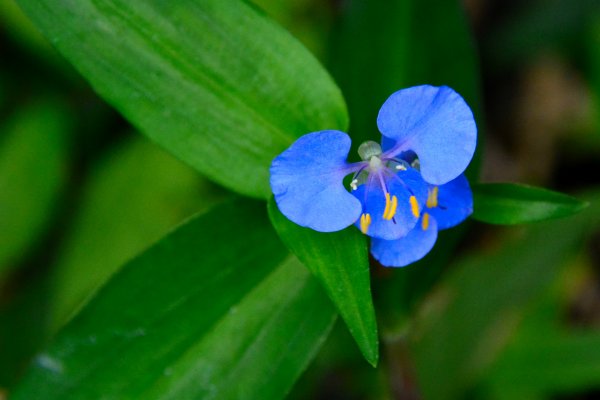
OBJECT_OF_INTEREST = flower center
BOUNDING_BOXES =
[351,140,420,235]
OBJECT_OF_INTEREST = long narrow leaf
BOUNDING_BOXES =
[15,0,348,198]
[472,183,587,224]
[268,198,378,366]
[12,200,335,399]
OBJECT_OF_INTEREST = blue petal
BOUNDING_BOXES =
[377,85,477,185]
[270,130,362,232]
[370,216,438,267]
[380,135,396,152]
[352,168,428,240]
[428,174,473,230]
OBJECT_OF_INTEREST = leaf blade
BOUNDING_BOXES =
[12,199,335,400]
[143,256,336,400]
[268,198,379,366]
[472,183,588,224]
[15,0,348,198]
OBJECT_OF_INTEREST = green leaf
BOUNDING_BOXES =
[472,183,588,224]
[409,196,595,400]
[50,136,226,330]
[268,198,378,366]
[0,99,71,276]
[15,0,348,198]
[12,199,336,400]
[143,256,336,400]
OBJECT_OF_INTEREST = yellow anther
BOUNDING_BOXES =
[383,196,398,221]
[426,186,439,209]
[422,212,430,231]
[360,213,372,234]
[383,193,391,219]
[389,195,398,219]
[382,193,398,220]
[409,195,420,218]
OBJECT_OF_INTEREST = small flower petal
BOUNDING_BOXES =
[377,85,477,185]
[428,174,473,230]
[370,216,438,267]
[352,168,428,240]
[270,130,362,232]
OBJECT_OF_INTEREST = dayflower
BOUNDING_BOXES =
[270,85,477,266]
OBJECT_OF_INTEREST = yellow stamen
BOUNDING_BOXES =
[388,195,398,219]
[426,186,439,209]
[383,193,391,219]
[409,195,420,218]
[382,193,399,220]
[422,212,430,230]
[360,213,372,234]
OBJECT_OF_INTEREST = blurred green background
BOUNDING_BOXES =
[1,0,600,399]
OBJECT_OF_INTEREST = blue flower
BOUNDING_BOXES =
[270,85,476,266]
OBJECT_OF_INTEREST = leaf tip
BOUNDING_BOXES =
[366,352,379,368]
[358,334,380,368]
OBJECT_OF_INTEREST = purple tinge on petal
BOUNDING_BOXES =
[270,130,362,232]
[351,168,428,240]
[428,174,473,230]
[370,215,438,267]
[377,85,477,185]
